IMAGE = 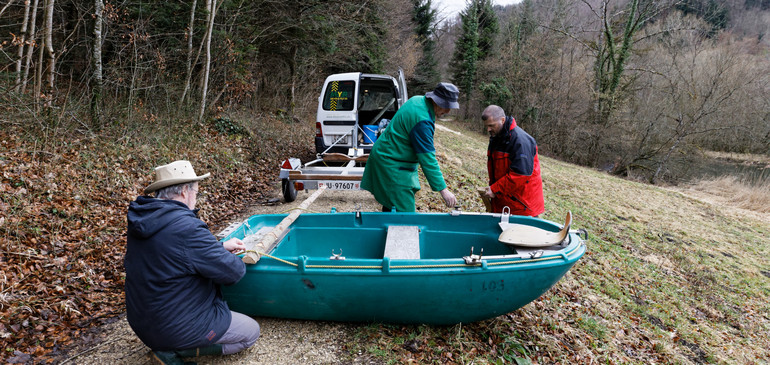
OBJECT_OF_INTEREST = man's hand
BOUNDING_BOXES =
[439,188,457,208]
[484,186,496,199]
[223,238,246,254]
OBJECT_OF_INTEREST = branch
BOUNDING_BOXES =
[637,26,702,43]
[0,0,16,18]
[539,24,593,53]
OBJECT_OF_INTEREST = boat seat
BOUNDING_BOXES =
[383,226,420,259]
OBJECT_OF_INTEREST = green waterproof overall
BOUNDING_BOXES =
[361,96,447,212]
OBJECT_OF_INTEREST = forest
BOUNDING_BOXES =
[0,0,769,362]
[1,0,768,183]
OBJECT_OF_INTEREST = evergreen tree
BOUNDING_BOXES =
[450,1,480,109]
[450,0,499,112]
[477,0,500,56]
[676,0,729,36]
[410,0,440,95]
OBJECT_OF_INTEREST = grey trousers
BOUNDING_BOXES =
[216,311,260,355]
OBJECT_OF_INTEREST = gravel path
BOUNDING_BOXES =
[61,186,384,365]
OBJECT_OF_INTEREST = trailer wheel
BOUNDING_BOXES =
[282,178,297,202]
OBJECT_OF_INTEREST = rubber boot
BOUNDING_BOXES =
[151,351,196,365]
[175,344,223,357]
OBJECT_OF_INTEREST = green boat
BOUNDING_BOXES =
[218,210,587,325]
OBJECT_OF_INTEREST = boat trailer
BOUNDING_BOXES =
[279,149,367,202]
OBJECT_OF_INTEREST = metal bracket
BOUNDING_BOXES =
[501,206,510,225]
[355,203,362,219]
[463,246,484,265]
[529,250,544,259]
[215,221,242,240]
[329,249,346,260]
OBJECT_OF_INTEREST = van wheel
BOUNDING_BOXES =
[282,178,297,202]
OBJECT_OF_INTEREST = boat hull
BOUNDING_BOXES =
[220,212,585,325]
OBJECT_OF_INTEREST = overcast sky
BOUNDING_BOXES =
[433,0,522,19]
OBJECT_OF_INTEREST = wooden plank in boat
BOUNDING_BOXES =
[384,226,420,260]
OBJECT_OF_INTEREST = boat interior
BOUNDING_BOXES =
[228,212,576,262]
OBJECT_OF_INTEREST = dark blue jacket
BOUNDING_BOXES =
[125,196,245,351]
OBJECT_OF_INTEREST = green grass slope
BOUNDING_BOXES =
[352,119,770,364]
[1,114,767,364]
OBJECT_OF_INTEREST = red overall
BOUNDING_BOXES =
[487,117,544,216]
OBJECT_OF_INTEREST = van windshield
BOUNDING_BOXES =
[322,80,355,111]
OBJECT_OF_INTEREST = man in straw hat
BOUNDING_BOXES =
[125,160,260,364]
[361,82,460,212]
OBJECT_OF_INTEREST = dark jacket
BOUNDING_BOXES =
[125,196,245,351]
[487,117,545,216]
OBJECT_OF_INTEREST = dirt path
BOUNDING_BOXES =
[61,185,383,365]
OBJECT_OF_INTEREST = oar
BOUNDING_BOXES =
[498,211,572,247]
[477,187,492,212]
[242,185,327,264]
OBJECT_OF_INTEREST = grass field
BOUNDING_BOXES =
[1,113,767,364]
[348,119,770,364]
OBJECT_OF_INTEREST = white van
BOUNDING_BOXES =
[315,69,408,155]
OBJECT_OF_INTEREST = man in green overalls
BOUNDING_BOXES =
[361,83,460,212]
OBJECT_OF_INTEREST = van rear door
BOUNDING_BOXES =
[316,74,360,154]
[397,67,408,106]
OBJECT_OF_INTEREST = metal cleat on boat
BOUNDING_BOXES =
[329,249,346,260]
[529,250,544,259]
[463,246,484,265]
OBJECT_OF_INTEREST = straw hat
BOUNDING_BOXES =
[144,160,210,194]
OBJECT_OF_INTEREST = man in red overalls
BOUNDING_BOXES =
[481,105,544,216]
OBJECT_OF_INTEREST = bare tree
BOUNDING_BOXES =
[570,0,674,165]
[610,13,765,183]
[91,0,104,127]
[199,0,217,122]
[21,0,40,95]
[181,0,198,105]
[43,0,54,91]
[14,0,31,92]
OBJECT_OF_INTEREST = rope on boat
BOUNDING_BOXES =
[244,243,583,270]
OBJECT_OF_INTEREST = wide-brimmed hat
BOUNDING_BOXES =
[144,160,210,194]
[425,82,460,109]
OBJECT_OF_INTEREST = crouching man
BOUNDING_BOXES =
[125,160,260,364]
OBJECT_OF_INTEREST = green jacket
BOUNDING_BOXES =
[361,96,447,209]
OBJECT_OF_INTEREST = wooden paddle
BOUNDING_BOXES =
[498,211,572,247]
[242,185,327,264]
[477,187,492,213]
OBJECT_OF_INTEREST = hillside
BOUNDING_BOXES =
[421,120,770,363]
[2,117,769,364]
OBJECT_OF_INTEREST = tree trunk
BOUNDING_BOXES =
[91,0,104,128]
[288,45,297,119]
[198,0,216,122]
[44,0,55,92]
[34,29,44,108]
[14,0,30,92]
[21,0,40,95]
[181,0,198,104]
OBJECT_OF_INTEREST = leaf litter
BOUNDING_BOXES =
[1,117,769,364]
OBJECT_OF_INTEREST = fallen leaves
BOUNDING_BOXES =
[0,120,311,363]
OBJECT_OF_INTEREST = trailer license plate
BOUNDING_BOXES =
[318,181,360,190]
